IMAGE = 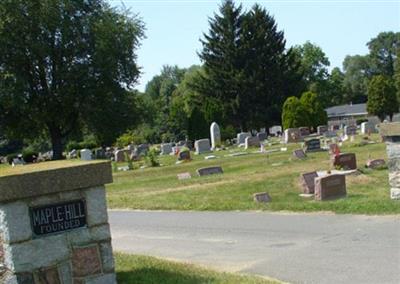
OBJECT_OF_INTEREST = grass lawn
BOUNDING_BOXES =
[107,134,400,214]
[115,253,280,284]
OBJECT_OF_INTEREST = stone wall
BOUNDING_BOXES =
[0,161,116,283]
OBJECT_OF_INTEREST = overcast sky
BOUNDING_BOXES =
[107,0,400,91]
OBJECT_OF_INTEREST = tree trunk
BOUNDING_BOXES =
[49,126,64,160]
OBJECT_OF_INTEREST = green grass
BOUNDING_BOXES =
[115,253,280,284]
[107,134,400,214]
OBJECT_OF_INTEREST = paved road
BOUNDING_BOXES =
[109,211,400,284]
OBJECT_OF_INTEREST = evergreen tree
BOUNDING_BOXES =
[282,97,310,129]
[198,1,303,131]
[299,91,327,128]
[198,0,245,129]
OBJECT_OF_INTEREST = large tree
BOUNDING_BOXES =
[197,0,303,131]
[367,75,398,121]
[0,0,144,159]
[367,31,400,77]
[342,55,372,103]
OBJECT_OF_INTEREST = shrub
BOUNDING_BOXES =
[22,149,38,163]
[145,148,160,167]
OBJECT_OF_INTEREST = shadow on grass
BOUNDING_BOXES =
[117,268,214,284]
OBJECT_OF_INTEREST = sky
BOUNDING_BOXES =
[107,0,400,92]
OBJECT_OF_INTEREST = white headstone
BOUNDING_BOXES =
[195,139,211,154]
[80,149,92,161]
[210,122,221,149]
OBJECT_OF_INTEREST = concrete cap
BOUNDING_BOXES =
[0,161,112,203]
[379,122,400,137]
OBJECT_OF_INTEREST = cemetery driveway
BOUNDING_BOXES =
[109,210,400,284]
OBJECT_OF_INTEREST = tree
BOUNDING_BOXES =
[197,0,245,129]
[299,91,327,128]
[367,32,400,77]
[198,1,303,131]
[292,41,330,105]
[0,0,144,159]
[367,75,398,121]
[326,67,345,106]
[342,55,372,103]
[281,97,309,129]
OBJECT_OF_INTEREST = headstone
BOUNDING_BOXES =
[253,192,271,203]
[361,122,377,134]
[194,139,211,154]
[324,130,337,138]
[299,127,310,137]
[269,125,282,136]
[137,144,149,156]
[379,122,400,199]
[80,149,92,161]
[94,148,106,159]
[329,143,340,156]
[205,155,216,160]
[184,140,194,150]
[344,125,357,136]
[114,149,128,162]
[197,166,223,176]
[293,149,307,159]
[314,174,347,200]
[304,139,321,152]
[177,172,191,180]
[317,125,328,135]
[330,125,340,131]
[366,159,386,169]
[245,136,260,149]
[333,153,357,170]
[177,140,186,147]
[178,149,191,161]
[210,122,221,149]
[257,132,267,141]
[260,128,266,133]
[237,132,251,145]
[284,128,301,143]
[69,149,77,159]
[0,161,116,283]
[160,143,173,155]
[300,171,318,194]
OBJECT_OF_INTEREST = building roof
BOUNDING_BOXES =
[325,103,367,118]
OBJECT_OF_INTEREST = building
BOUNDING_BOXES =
[325,103,368,127]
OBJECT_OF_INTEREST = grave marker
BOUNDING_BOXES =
[300,172,318,194]
[245,136,260,149]
[314,174,346,200]
[293,149,306,159]
[333,153,357,170]
[194,139,211,154]
[197,166,223,176]
[366,159,386,169]
[304,139,321,152]
[177,172,192,180]
[299,127,310,137]
[253,192,271,203]
[210,122,221,149]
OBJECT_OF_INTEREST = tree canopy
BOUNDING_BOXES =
[367,75,398,121]
[0,0,144,159]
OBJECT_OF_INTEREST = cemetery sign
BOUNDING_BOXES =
[30,199,87,236]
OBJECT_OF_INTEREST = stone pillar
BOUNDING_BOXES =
[379,122,400,200]
[0,161,116,283]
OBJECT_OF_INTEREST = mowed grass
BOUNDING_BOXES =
[107,134,400,214]
[115,253,280,284]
